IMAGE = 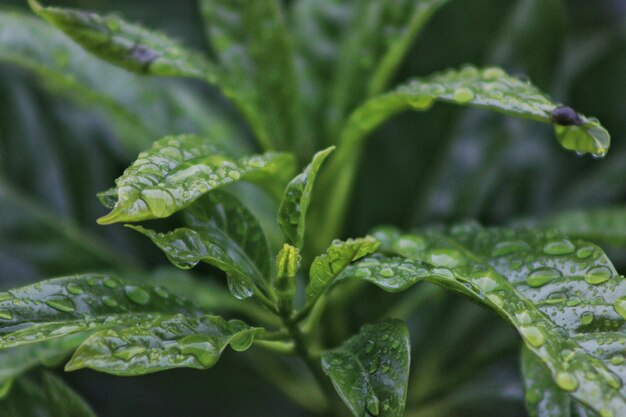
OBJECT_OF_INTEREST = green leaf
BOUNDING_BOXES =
[0,371,96,417]
[306,236,380,303]
[321,319,411,417]
[339,254,429,292]
[546,208,626,247]
[66,314,260,375]
[0,334,85,392]
[328,0,451,132]
[96,134,295,224]
[199,0,303,152]
[0,275,196,349]
[29,0,214,79]
[521,346,572,417]
[347,224,626,416]
[340,66,610,157]
[128,191,272,300]
[278,146,334,248]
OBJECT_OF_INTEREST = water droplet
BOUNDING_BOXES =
[576,246,595,259]
[124,286,151,305]
[153,286,170,298]
[425,248,466,268]
[380,268,394,278]
[491,240,529,257]
[104,278,119,289]
[487,294,504,308]
[584,266,613,285]
[230,331,254,352]
[393,235,427,258]
[113,344,146,361]
[471,272,499,293]
[45,296,76,313]
[365,340,375,354]
[67,283,84,295]
[141,188,176,218]
[0,311,12,320]
[103,296,118,308]
[354,268,371,278]
[599,409,614,417]
[409,95,435,110]
[555,371,579,392]
[526,267,562,287]
[366,390,380,416]
[614,297,626,320]
[179,334,218,367]
[611,354,625,365]
[543,239,576,255]
[0,292,13,302]
[368,354,380,374]
[227,275,253,300]
[580,311,594,325]
[452,87,475,104]
[520,325,546,348]
[483,67,506,80]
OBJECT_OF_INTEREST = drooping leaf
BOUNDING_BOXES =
[0,371,96,417]
[344,224,626,416]
[29,0,214,79]
[328,0,452,133]
[128,191,272,300]
[0,275,196,349]
[305,236,380,303]
[278,146,334,248]
[199,0,303,152]
[66,314,260,375]
[321,319,411,417]
[340,66,610,157]
[521,346,572,417]
[97,134,295,224]
[546,208,626,247]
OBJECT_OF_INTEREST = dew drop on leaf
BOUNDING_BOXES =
[366,390,380,416]
[452,87,474,103]
[104,278,119,289]
[526,267,562,287]
[113,344,147,361]
[613,297,626,320]
[584,266,613,285]
[0,292,13,302]
[124,285,151,305]
[555,371,579,391]
[0,310,12,320]
[67,283,84,295]
[425,248,466,268]
[102,296,118,308]
[179,334,218,367]
[543,239,576,255]
[230,331,254,352]
[153,286,170,298]
[45,296,76,313]
[520,325,546,348]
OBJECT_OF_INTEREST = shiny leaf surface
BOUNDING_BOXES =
[322,319,410,417]
[66,314,260,375]
[278,146,334,248]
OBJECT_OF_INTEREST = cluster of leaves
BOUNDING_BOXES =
[1,0,626,416]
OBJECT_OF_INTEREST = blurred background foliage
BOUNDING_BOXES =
[0,0,625,416]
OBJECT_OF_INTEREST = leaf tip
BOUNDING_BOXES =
[27,0,44,13]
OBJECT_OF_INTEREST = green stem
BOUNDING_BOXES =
[253,340,294,354]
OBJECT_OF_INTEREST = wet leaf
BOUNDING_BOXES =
[340,66,610,157]
[306,236,380,303]
[322,319,410,417]
[278,147,334,248]
[128,191,271,300]
[97,134,295,224]
[0,275,196,349]
[522,345,572,417]
[66,314,260,375]
[345,224,626,416]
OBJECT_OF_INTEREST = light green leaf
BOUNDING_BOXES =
[29,0,214,79]
[97,134,295,224]
[339,254,428,292]
[128,191,272,300]
[199,0,303,152]
[0,371,96,417]
[0,275,196,349]
[522,346,572,417]
[328,0,451,132]
[546,208,626,247]
[340,66,610,157]
[347,224,626,416]
[306,236,380,303]
[278,146,334,248]
[321,319,410,417]
[66,314,260,375]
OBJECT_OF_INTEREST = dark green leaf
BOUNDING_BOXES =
[128,191,272,300]
[0,275,196,349]
[340,66,610,157]
[546,208,626,247]
[0,371,96,417]
[66,314,260,375]
[349,225,626,416]
[306,236,380,303]
[278,146,334,248]
[322,319,410,417]
[97,134,295,224]
[199,0,303,152]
